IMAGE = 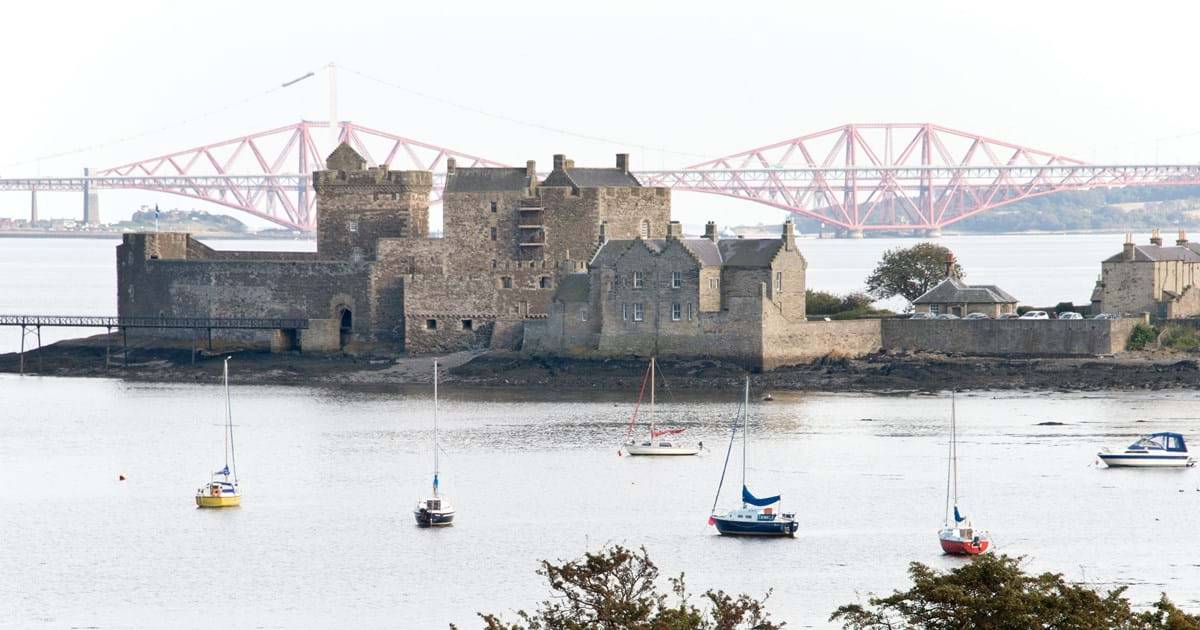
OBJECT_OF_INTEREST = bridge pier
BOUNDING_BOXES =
[30,189,38,224]
[846,229,865,239]
[924,228,942,238]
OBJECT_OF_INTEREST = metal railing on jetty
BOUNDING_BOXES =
[0,315,309,373]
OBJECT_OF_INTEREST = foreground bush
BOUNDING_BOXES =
[1127,323,1159,350]
[1161,325,1200,351]
[830,553,1200,630]
[465,545,782,630]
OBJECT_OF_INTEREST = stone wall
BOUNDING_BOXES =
[313,166,432,261]
[762,319,882,370]
[881,318,1138,356]
[403,274,499,354]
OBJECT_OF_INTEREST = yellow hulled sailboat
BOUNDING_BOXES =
[196,357,242,508]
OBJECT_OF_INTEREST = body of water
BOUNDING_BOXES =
[1,232,1196,628]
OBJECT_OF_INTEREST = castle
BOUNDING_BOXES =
[117,145,879,369]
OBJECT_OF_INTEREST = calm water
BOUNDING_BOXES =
[1,233,1198,628]
[4,380,1200,628]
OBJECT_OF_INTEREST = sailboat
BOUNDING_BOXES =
[195,357,241,508]
[414,359,455,527]
[623,357,702,456]
[707,376,798,537]
[938,392,990,555]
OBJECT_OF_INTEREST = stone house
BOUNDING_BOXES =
[1091,230,1200,318]
[528,219,881,370]
[912,277,1018,318]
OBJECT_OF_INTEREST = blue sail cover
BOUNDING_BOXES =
[433,473,439,492]
[742,485,780,506]
[217,465,230,477]
[954,506,966,523]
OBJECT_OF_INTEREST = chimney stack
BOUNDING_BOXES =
[1150,228,1163,246]
[666,220,683,240]
[1123,232,1135,261]
[553,154,565,171]
[944,252,957,279]
[1178,229,1188,246]
[564,159,575,170]
[704,220,718,242]
[446,157,456,174]
[526,160,536,178]
[781,219,796,250]
[616,153,629,173]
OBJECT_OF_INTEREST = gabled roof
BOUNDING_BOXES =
[589,238,724,270]
[542,168,641,189]
[1103,244,1200,263]
[913,277,1018,304]
[445,167,531,193]
[326,143,366,171]
[553,273,591,303]
[717,239,784,267]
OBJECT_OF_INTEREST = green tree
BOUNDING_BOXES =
[467,545,782,630]
[865,243,962,303]
[830,554,1200,630]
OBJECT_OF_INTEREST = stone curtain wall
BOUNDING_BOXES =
[314,168,432,261]
[881,318,1138,356]
[762,320,883,370]
[403,274,500,353]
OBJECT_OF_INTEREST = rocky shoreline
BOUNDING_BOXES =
[2,333,1200,393]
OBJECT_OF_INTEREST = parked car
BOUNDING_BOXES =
[909,311,936,320]
[998,313,1021,320]
[1020,310,1050,320]
[1092,313,1120,320]
[1058,311,1084,320]
[934,313,960,320]
[963,312,991,320]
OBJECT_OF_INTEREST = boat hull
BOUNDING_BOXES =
[712,516,797,537]
[414,509,455,527]
[1098,453,1193,467]
[196,494,241,508]
[624,444,701,456]
[939,534,989,555]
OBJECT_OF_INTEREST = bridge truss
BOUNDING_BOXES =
[2,121,1198,233]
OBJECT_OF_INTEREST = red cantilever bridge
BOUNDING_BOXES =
[3,120,1199,234]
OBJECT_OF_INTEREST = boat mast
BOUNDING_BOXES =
[741,375,749,505]
[649,356,656,439]
[224,357,237,482]
[433,358,439,497]
[951,392,959,512]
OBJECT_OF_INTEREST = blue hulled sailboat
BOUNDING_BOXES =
[708,377,798,537]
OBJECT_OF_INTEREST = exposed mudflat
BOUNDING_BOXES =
[3,333,1200,393]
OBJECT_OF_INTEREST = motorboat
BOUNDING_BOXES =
[1097,432,1195,468]
[195,357,242,508]
[937,393,989,555]
[622,357,702,456]
[414,359,456,527]
[707,377,798,538]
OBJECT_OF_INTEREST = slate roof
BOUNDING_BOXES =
[444,167,531,193]
[1103,244,1200,263]
[541,168,641,189]
[553,273,591,303]
[589,238,726,269]
[912,277,1018,305]
[717,239,784,267]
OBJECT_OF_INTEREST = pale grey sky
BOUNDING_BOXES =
[2,0,1198,227]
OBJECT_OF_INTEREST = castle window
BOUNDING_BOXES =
[639,220,650,239]
[671,303,682,321]
[490,227,497,241]
[490,201,498,213]
[775,271,783,292]
[632,271,644,289]
[539,276,551,289]
[461,319,473,331]
[671,271,682,289]
[688,303,694,321]
[492,259,497,269]
[710,278,719,290]
[622,304,628,320]
[426,319,438,330]
[579,308,588,322]
[392,193,400,200]
[501,276,513,289]
[347,220,358,233]
[633,303,644,322]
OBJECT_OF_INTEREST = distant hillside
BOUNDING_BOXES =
[118,209,246,233]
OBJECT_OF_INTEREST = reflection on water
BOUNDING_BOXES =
[3,376,1200,628]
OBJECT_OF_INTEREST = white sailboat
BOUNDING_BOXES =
[195,357,241,508]
[937,392,990,555]
[623,357,702,456]
[707,376,798,536]
[414,359,455,526]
